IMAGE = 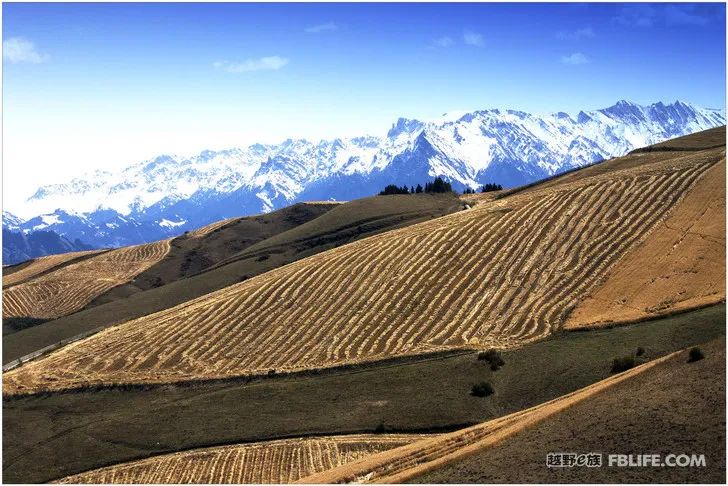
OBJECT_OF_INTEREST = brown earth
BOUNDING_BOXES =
[2,249,106,288]
[2,193,461,362]
[4,304,721,484]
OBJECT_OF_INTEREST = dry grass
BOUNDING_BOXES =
[412,337,726,483]
[185,217,242,239]
[2,250,104,288]
[3,149,721,395]
[55,434,427,484]
[297,350,681,484]
[566,156,726,328]
[187,202,343,239]
[2,240,170,320]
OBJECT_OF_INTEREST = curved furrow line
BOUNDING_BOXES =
[415,191,568,348]
[496,180,630,341]
[368,200,537,355]
[533,163,710,335]
[458,179,619,344]
[249,233,416,369]
[331,222,474,362]
[427,188,583,348]
[525,165,704,338]
[367,207,516,356]
[239,235,412,371]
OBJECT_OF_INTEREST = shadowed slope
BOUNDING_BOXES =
[411,338,725,484]
[3,304,722,483]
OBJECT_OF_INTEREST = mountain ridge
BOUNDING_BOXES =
[4,99,725,248]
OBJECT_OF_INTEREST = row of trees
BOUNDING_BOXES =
[379,177,501,196]
[462,183,503,194]
[378,177,454,195]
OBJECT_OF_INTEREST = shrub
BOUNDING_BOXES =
[478,349,505,370]
[257,255,270,262]
[610,355,635,374]
[471,381,495,397]
[688,347,705,363]
[636,346,645,357]
[374,422,386,433]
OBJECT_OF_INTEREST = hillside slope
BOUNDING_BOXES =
[411,338,725,484]
[3,304,722,483]
[57,434,428,484]
[298,340,724,484]
[2,193,461,363]
[3,249,106,288]
[4,132,723,394]
[87,202,338,305]
[566,159,725,327]
[2,240,171,321]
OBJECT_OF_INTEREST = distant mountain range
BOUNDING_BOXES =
[3,228,94,266]
[3,100,725,254]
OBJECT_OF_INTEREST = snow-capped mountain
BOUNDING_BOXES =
[6,100,725,249]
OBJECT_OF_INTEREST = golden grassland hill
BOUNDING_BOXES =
[2,249,107,288]
[4,132,723,394]
[3,304,722,484]
[56,434,428,484]
[2,193,461,363]
[410,338,725,484]
[299,339,725,484]
[2,240,171,321]
[566,159,725,328]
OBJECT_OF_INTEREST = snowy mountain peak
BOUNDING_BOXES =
[387,118,425,139]
[8,100,725,249]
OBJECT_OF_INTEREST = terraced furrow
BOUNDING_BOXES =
[55,434,427,484]
[3,152,719,394]
[3,250,105,288]
[2,240,171,320]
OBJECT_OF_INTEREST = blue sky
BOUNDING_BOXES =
[3,2,726,204]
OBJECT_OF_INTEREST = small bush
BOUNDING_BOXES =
[636,346,645,357]
[688,347,705,363]
[374,422,386,433]
[257,255,270,262]
[478,349,505,370]
[610,355,636,374]
[471,381,494,397]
